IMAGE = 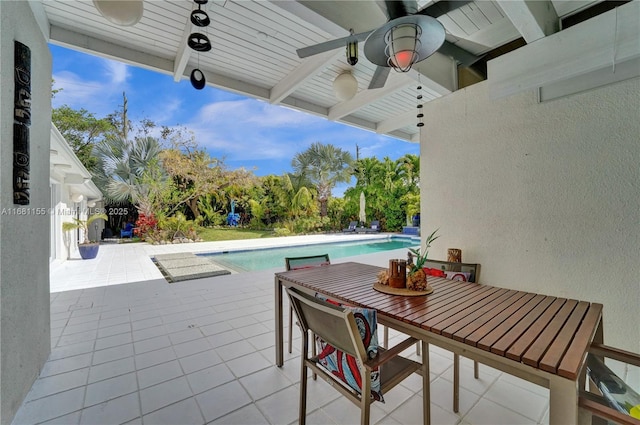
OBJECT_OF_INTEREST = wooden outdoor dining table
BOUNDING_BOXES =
[274,262,604,425]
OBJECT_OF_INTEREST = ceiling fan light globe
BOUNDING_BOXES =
[385,23,421,72]
[333,72,358,101]
[93,0,143,26]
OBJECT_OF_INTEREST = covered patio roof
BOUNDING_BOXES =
[29,0,626,143]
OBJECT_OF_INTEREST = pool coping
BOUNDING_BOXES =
[193,233,419,257]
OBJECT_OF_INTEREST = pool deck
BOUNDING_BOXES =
[22,234,552,425]
[50,233,406,293]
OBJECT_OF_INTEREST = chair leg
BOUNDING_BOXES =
[453,353,460,413]
[299,334,308,425]
[416,341,421,356]
[474,360,479,379]
[311,331,317,380]
[383,326,389,348]
[288,305,294,354]
[360,368,372,425]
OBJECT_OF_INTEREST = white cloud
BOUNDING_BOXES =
[102,59,129,85]
[52,70,103,106]
[181,99,326,161]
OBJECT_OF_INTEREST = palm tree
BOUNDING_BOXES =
[62,213,108,244]
[92,135,164,215]
[397,154,420,189]
[292,142,354,216]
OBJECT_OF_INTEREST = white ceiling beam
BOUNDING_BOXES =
[28,1,51,41]
[173,12,193,82]
[271,0,451,120]
[376,109,417,135]
[328,72,414,120]
[50,25,175,75]
[270,50,342,104]
[488,1,640,98]
[267,0,353,105]
[279,96,413,143]
[496,0,558,43]
[50,25,272,102]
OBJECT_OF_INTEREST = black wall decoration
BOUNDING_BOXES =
[14,41,31,205]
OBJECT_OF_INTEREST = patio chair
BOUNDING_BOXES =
[120,222,134,238]
[383,259,481,414]
[286,287,428,425]
[365,220,381,233]
[285,254,330,355]
[579,343,640,425]
[342,221,358,233]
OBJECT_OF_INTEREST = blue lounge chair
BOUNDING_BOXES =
[120,222,134,238]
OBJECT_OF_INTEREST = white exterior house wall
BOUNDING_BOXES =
[0,2,52,423]
[50,125,103,261]
[420,77,640,357]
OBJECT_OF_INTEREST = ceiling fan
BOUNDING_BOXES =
[296,0,481,90]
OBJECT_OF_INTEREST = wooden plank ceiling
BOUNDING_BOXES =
[34,0,599,143]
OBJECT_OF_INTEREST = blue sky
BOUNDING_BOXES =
[50,45,419,182]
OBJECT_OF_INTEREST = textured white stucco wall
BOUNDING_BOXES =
[0,2,52,423]
[420,77,640,355]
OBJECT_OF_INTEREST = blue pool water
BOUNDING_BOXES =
[199,237,419,272]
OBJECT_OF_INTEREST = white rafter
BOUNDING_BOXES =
[270,50,342,104]
[173,11,193,82]
[496,0,559,43]
[328,72,414,120]
[377,109,419,136]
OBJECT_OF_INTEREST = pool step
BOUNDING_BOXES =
[154,253,231,282]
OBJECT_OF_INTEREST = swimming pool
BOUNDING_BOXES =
[198,236,419,272]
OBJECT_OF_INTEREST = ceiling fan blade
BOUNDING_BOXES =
[438,40,483,67]
[383,0,418,19]
[417,0,474,18]
[368,66,391,89]
[296,31,372,59]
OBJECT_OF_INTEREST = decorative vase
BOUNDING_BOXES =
[78,243,100,260]
[388,259,407,288]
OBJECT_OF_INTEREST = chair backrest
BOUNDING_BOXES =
[423,259,480,283]
[580,343,640,424]
[370,220,379,229]
[285,254,330,271]
[348,221,357,229]
[285,287,367,364]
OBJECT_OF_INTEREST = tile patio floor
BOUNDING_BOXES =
[13,236,550,424]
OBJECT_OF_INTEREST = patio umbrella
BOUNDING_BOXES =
[359,192,366,225]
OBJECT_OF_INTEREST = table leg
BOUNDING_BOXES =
[275,277,284,367]
[549,376,578,424]
[422,341,430,425]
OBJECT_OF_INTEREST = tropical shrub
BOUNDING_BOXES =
[273,227,291,237]
[135,213,158,241]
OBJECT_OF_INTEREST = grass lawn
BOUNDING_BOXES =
[198,228,274,242]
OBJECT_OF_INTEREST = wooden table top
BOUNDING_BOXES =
[276,262,603,381]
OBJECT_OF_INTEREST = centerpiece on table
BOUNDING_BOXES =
[375,229,439,295]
